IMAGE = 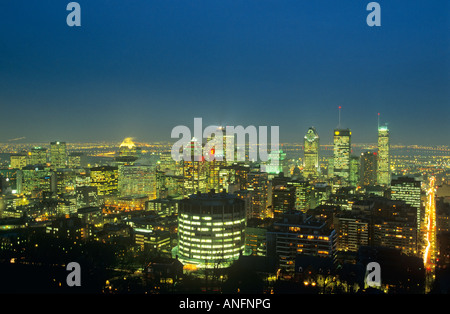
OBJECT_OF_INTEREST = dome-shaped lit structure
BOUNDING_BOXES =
[116,137,141,163]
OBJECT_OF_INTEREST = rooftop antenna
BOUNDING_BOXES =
[338,106,342,128]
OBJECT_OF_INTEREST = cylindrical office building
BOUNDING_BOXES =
[176,190,246,269]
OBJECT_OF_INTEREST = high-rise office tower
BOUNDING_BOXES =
[247,170,269,219]
[175,190,246,269]
[287,180,312,213]
[183,138,207,196]
[29,147,47,166]
[118,164,157,199]
[360,151,378,186]
[245,222,268,257]
[205,130,226,192]
[266,212,337,272]
[68,152,86,169]
[75,186,98,209]
[349,155,360,187]
[372,199,419,257]
[332,129,351,187]
[377,124,390,186]
[50,141,67,170]
[327,157,334,179]
[90,166,119,196]
[19,165,54,196]
[391,176,421,211]
[158,151,179,175]
[272,185,296,219]
[391,176,422,230]
[303,127,319,179]
[55,169,76,195]
[205,126,227,161]
[336,211,370,252]
[10,154,27,169]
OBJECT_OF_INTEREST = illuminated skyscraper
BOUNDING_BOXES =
[183,138,207,196]
[175,190,246,269]
[332,129,351,187]
[205,129,226,192]
[10,154,27,169]
[287,180,312,212]
[303,127,319,179]
[336,211,369,252]
[90,166,119,196]
[75,186,98,209]
[377,124,390,186]
[272,185,295,219]
[349,155,360,187]
[360,151,378,186]
[158,151,180,175]
[19,165,54,197]
[29,147,47,166]
[118,164,157,199]
[55,169,76,195]
[247,170,269,219]
[391,176,422,230]
[266,212,337,272]
[50,141,67,170]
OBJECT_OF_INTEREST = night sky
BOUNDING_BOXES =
[0,0,449,145]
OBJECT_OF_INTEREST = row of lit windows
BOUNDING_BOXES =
[215,231,243,237]
[179,224,244,233]
[296,248,330,255]
[278,233,332,241]
[179,244,244,254]
[179,217,245,225]
[179,234,237,242]
[179,219,245,227]
[179,245,241,254]
[181,242,236,249]
[191,253,241,260]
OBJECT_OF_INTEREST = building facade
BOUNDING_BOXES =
[303,127,319,179]
[175,191,246,269]
[332,129,351,188]
[377,125,390,186]
[50,141,67,170]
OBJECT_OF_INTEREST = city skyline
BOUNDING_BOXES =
[0,0,449,297]
[0,115,448,148]
[0,1,449,145]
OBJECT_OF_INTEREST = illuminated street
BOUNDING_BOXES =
[424,176,437,293]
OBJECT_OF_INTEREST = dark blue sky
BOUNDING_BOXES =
[0,0,449,145]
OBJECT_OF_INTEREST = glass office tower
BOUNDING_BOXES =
[332,129,351,187]
[303,127,319,179]
[377,125,391,186]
